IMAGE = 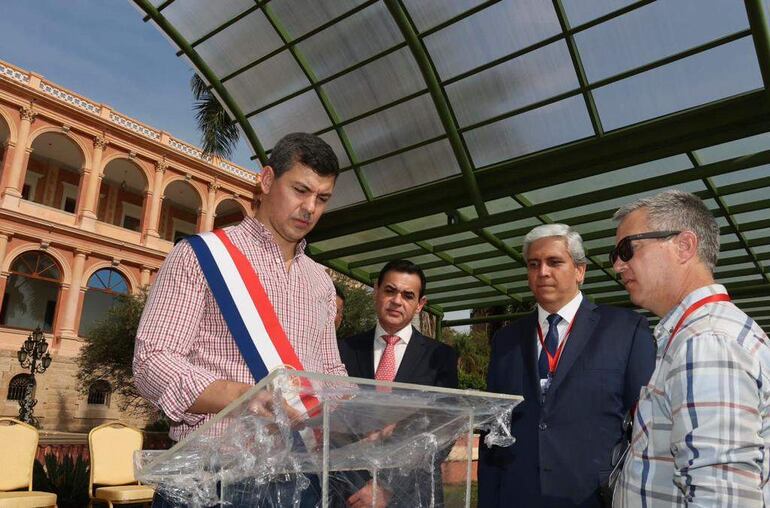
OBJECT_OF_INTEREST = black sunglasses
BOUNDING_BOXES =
[609,231,681,265]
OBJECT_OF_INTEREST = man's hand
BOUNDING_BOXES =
[363,422,397,443]
[347,480,391,508]
[248,389,306,430]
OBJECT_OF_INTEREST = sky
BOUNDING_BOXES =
[0,0,256,169]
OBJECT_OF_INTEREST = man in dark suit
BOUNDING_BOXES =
[339,259,458,507]
[478,224,655,508]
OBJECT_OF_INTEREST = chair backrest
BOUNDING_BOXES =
[88,422,143,487]
[0,417,38,491]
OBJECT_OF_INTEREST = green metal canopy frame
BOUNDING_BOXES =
[135,0,770,333]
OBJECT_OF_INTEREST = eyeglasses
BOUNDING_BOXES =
[609,231,681,265]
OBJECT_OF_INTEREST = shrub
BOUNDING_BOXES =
[33,453,90,508]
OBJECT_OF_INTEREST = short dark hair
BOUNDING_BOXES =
[334,283,346,302]
[267,132,339,179]
[377,259,426,298]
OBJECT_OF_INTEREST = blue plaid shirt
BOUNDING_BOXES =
[615,284,770,507]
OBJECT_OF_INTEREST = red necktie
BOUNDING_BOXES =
[375,335,400,381]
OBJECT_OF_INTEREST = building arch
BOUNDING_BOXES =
[98,157,150,231]
[0,107,17,145]
[0,250,64,333]
[213,197,247,229]
[82,262,138,295]
[86,380,111,406]
[160,178,203,243]
[24,130,88,212]
[6,373,35,401]
[27,126,90,169]
[99,153,152,190]
[2,244,72,284]
[78,267,130,338]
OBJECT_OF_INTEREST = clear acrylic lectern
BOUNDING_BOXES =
[135,369,521,507]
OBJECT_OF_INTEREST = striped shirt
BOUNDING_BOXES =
[614,284,770,507]
[133,217,347,441]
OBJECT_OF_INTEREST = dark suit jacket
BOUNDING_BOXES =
[338,327,459,507]
[478,299,655,508]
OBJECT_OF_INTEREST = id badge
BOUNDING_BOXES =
[539,374,552,404]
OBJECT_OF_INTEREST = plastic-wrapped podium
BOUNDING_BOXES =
[135,369,521,507]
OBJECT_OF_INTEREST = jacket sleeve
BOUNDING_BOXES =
[478,330,504,507]
[623,314,656,410]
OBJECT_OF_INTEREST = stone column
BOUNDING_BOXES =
[0,232,10,315]
[140,267,151,290]
[205,182,219,231]
[195,207,206,233]
[1,107,36,208]
[58,250,87,339]
[77,136,107,229]
[143,159,167,238]
[0,140,15,185]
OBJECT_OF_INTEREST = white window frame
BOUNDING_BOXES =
[60,182,79,213]
[120,202,143,230]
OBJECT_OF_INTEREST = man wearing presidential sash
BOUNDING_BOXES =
[133,132,347,507]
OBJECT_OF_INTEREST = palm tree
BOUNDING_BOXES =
[190,74,240,159]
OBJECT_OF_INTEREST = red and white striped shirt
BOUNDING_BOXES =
[133,217,347,441]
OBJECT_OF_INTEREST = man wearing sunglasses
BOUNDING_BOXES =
[479,224,655,508]
[612,190,770,507]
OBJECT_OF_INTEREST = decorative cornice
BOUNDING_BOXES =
[208,182,220,193]
[219,160,257,183]
[38,81,100,114]
[109,112,160,141]
[0,62,30,84]
[168,137,213,163]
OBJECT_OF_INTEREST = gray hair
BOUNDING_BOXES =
[522,224,588,265]
[613,190,720,272]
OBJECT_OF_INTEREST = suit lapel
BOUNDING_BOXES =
[548,298,598,394]
[357,330,376,379]
[522,312,540,393]
[394,327,428,383]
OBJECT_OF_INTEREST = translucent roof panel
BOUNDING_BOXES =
[575,0,750,83]
[137,0,770,330]
[424,0,561,80]
[295,2,402,81]
[594,37,763,131]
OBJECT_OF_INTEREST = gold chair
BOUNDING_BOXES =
[87,422,154,508]
[0,417,57,508]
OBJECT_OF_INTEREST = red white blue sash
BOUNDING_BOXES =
[187,230,320,422]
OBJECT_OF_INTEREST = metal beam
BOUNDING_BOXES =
[311,91,770,240]
[313,147,770,260]
[745,0,770,95]
[384,0,488,217]
[134,0,269,164]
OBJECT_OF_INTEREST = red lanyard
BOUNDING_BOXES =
[537,317,577,375]
[662,293,731,357]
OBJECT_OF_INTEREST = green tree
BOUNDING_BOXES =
[75,292,152,414]
[191,74,240,158]
[443,328,490,390]
[335,282,377,339]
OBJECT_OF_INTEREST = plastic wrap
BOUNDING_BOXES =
[135,369,521,507]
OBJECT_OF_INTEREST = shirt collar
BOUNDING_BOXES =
[238,216,307,259]
[374,322,413,345]
[537,291,583,326]
[654,283,728,344]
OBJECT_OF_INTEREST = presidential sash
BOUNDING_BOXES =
[187,230,321,427]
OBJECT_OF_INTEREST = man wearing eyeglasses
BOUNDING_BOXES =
[479,224,655,508]
[612,190,770,507]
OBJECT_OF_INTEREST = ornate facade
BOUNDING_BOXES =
[0,59,259,431]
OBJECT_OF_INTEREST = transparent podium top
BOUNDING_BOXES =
[136,369,521,506]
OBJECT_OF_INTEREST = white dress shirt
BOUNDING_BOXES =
[535,291,583,357]
[373,322,413,373]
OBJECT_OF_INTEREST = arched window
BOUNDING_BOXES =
[87,380,111,406]
[7,374,35,401]
[78,268,129,337]
[0,251,62,332]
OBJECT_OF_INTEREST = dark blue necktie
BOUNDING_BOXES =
[538,313,562,379]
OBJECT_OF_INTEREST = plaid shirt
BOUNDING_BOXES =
[133,217,347,441]
[615,284,770,507]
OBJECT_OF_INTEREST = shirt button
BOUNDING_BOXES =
[539,422,547,431]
